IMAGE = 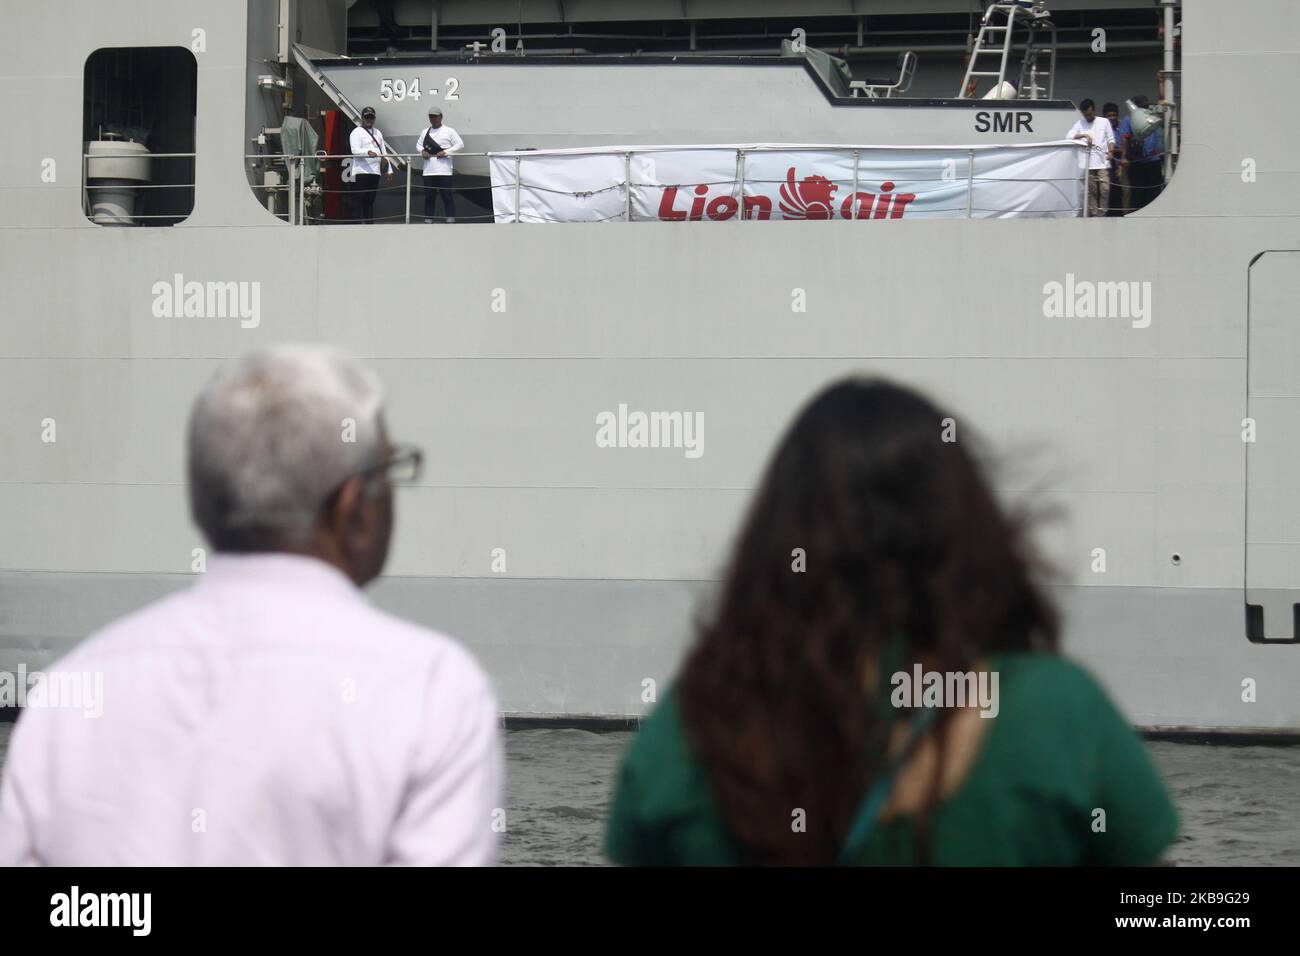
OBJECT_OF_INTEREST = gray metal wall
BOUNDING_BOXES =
[862,49,1162,104]
[2,0,1299,728]
[356,1,1168,28]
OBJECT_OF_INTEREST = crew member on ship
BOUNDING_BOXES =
[349,105,393,224]
[1067,98,1116,218]
[1102,102,1126,216]
[417,107,464,223]
[1117,94,1165,212]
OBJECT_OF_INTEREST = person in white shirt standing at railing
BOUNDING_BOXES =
[1067,98,1116,218]
[418,107,464,223]
[349,105,394,223]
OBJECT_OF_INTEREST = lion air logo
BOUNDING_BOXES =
[779,169,838,219]
[657,166,917,221]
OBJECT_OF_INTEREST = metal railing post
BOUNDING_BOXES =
[851,149,860,218]
[737,149,746,221]
[966,149,975,218]
[625,151,632,221]
[404,161,412,224]
[514,156,521,223]
[298,158,306,224]
[1081,152,1090,218]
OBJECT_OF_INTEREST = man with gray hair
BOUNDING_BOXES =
[0,345,503,866]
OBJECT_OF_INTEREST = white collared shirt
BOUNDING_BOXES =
[349,124,389,176]
[417,123,464,175]
[0,553,502,866]
[1067,116,1116,170]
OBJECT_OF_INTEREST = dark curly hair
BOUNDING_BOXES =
[676,378,1058,865]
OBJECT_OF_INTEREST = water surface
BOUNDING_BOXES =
[2,723,1295,866]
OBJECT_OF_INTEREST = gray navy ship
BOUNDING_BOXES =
[1,0,1298,735]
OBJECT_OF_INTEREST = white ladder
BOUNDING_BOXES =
[1016,13,1056,100]
[958,1,1056,99]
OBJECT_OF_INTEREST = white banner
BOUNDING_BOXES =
[489,142,1087,222]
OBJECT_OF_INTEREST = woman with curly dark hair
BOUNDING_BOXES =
[605,378,1176,866]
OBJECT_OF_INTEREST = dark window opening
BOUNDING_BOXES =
[83,47,197,226]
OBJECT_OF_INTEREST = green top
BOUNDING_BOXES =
[605,653,1179,866]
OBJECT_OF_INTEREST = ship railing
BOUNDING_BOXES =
[81,150,197,223]
[247,151,503,224]
[81,146,1151,225]
[243,145,1111,224]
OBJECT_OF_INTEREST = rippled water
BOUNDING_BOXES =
[1150,740,1300,867]
[500,729,626,867]
[2,722,1296,866]
[500,731,1300,866]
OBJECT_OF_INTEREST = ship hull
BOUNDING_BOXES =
[0,571,1297,732]
[2,1,1299,731]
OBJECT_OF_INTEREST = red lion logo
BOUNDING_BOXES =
[778,167,838,219]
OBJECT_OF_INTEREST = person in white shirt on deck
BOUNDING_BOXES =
[0,345,503,866]
[417,107,464,223]
[1067,98,1116,218]
[348,105,394,223]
